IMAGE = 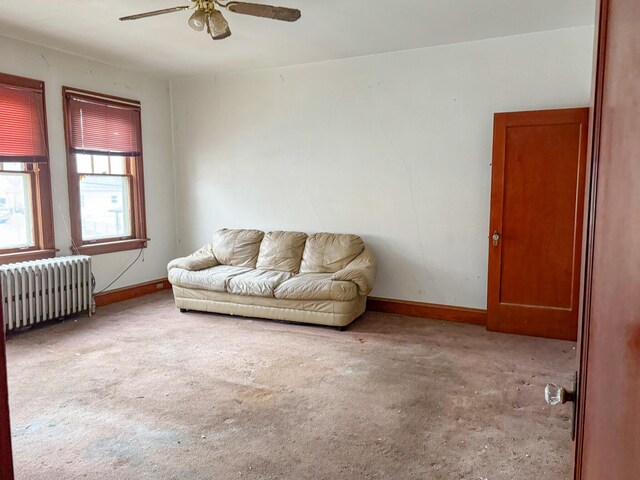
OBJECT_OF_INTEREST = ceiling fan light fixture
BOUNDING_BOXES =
[188,9,206,31]
[207,10,231,40]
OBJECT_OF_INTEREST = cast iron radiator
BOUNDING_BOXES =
[1,256,92,331]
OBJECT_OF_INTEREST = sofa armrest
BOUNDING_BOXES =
[331,246,377,296]
[167,244,219,272]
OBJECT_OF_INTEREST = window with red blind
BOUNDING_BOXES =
[66,95,142,157]
[63,87,148,255]
[0,72,55,264]
[0,80,48,163]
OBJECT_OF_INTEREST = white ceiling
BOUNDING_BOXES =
[0,0,596,78]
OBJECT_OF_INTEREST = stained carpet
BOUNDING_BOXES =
[6,291,575,479]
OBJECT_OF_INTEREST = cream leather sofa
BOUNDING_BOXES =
[167,229,376,328]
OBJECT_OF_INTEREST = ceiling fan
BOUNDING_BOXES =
[119,0,301,40]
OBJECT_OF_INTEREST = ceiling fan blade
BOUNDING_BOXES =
[119,6,191,21]
[224,2,301,22]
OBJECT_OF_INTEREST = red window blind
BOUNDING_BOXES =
[0,81,48,163]
[66,93,142,156]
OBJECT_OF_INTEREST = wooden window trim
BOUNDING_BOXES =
[0,249,58,265]
[62,87,148,255]
[73,239,148,256]
[0,73,56,265]
[0,72,42,92]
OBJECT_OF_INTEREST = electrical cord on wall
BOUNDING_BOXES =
[93,246,145,295]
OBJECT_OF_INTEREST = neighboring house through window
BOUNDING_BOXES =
[0,73,55,264]
[62,87,147,255]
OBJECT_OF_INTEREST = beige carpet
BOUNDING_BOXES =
[6,291,575,480]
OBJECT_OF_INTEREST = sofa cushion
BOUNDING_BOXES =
[299,233,365,274]
[212,229,264,267]
[331,246,377,296]
[274,273,359,301]
[167,244,218,272]
[168,265,251,292]
[256,231,308,273]
[227,269,295,297]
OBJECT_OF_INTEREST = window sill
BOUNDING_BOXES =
[72,239,148,256]
[0,249,58,265]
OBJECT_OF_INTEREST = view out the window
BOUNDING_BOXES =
[0,163,34,250]
[77,154,132,241]
[0,73,55,262]
[63,88,147,255]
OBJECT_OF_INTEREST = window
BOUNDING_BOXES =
[0,73,55,263]
[63,88,147,255]
[77,155,132,241]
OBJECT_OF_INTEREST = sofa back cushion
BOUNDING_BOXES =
[256,231,308,273]
[300,233,364,274]
[211,228,265,267]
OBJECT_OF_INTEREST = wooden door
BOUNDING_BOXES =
[574,0,640,477]
[0,307,14,479]
[487,108,589,341]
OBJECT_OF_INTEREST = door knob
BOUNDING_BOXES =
[545,383,576,405]
[492,231,500,246]
[545,373,578,440]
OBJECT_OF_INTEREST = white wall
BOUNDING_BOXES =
[0,36,177,292]
[171,26,594,309]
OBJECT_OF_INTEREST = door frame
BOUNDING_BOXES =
[0,307,14,479]
[574,0,608,477]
